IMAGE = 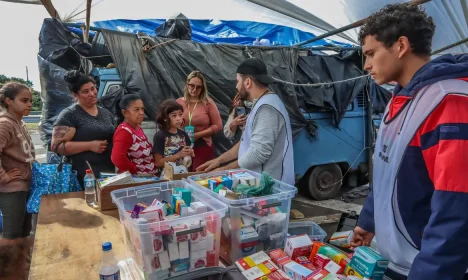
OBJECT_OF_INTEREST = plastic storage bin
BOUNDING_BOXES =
[288,221,327,241]
[188,169,297,264]
[111,181,228,280]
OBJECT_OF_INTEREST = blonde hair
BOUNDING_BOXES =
[183,71,210,105]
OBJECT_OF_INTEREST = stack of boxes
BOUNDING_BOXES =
[120,186,221,279]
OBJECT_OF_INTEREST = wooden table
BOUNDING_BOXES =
[29,192,125,279]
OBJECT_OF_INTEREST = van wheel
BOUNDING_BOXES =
[307,164,343,200]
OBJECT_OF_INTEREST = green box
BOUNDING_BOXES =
[173,188,192,206]
[348,247,389,280]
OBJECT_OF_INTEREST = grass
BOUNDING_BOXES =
[25,123,39,132]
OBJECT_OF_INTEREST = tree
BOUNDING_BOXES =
[0,74,42,111]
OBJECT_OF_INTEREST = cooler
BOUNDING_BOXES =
[111,181,228,280]
[188,169,297,264]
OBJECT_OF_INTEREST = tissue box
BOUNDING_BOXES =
[285,235,313,260]
[346,247,389,280]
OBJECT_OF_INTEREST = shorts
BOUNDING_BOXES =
[0,191,32,239]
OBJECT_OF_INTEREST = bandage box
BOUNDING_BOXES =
[329,231,353,248]
[346,247,389,280]
[285,234,313,260]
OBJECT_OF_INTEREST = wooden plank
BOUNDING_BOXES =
[29,192,124,280]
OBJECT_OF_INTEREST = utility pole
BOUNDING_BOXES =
[26,66,29,82]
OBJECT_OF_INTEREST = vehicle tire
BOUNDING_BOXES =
[307,164,343,200]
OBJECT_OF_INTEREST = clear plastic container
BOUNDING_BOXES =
[288,221,327,241]
[111,181,228,280]
[188,169,297,264]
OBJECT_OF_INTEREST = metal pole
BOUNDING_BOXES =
[431,37,468,55]
[294,0,432,47]
[26,66,29,82]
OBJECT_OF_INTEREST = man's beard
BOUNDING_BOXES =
[237,86,250,101]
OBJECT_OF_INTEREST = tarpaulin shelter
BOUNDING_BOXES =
[30,0,467,148]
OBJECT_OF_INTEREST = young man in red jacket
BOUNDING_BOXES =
[351,3,468,280]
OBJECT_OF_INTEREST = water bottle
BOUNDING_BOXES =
[84,169,98,208]
[99,242,120,280]
[253,37,261,46]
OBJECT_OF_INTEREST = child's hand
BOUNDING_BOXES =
[177,146,193,159]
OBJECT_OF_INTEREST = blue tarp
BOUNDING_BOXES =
[93,19,350,47]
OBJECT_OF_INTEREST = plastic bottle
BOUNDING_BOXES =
[99,242,120,280]
[253,37,261,46]
[84,169,98,208]
[260,38,271,46]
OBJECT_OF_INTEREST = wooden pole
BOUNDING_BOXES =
[83,0,92,43]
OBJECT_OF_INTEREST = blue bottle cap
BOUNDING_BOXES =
[102,242,112,251]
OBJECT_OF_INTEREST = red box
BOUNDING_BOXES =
[295,256,311,264]
[301,263,317,272]
[313,254,331,270]
[285,235,313,260]
[277,256,292,270]
[257,270,291,280]
[305,269,329,280]
[270,249,287,264]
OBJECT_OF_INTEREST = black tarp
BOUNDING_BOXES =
[294,51,367,125]
[100,29,306,154]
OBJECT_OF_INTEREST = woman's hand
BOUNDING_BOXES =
[176,146,193,159]
[230,114,247,132]
[4,168,22,183]
[90,140,108,153]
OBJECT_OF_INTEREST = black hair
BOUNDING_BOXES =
[358,3,435,57]
[116,94,143,123]
[64,70,96,93]
[156,99,184,131]
[0,82,30,109]
[240,74,268,88]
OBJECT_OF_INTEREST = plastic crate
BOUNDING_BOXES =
[188,169,297,264]
[111,181,228,280]
[288,221,327,241]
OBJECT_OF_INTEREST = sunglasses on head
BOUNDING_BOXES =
[188,84,203,90]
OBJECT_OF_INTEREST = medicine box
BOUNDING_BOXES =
[347,246,389,280]
[188,169,297,264]
[111,181,228,279]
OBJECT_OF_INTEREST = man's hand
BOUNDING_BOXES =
[196,158,221,172]
[5,168,22,183]
[90,140,108,154]
[351,226,375,247]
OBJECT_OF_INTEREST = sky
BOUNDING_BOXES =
[0,2,49,90]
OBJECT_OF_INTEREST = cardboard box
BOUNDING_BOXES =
[241,260,278,280]
[163,162,204,180]
[347,247,389,280]
[329,231,353,248]
[277,256,292,270]
[235,251,271,271]
[270,249,287,264]
[283,261,314,280]
[258,270,292,280]
[324,260,344,274]
[285,235,313,260]
[307,269,330,280]
[312,254,331,270]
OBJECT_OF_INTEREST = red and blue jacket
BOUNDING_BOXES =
[358,54,468,279]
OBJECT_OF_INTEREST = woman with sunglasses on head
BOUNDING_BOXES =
[176,71,222,171]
